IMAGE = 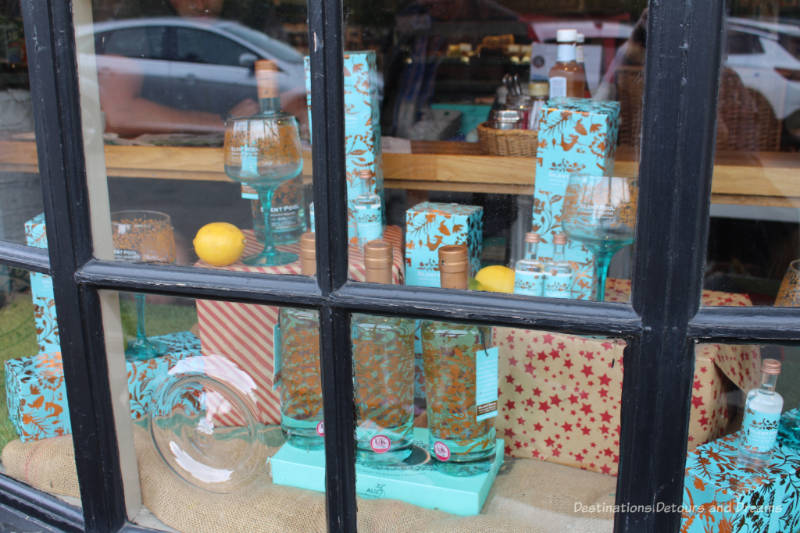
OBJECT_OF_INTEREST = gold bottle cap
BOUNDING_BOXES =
[553,233,567,245]
[762,358,781,375]
[299,232,316,277]
[524,232,541,244]
[528,81,549,97]
[439,244,469,290]
[358,169,372,180]
[255,60,278,99]
[364,240,393,284]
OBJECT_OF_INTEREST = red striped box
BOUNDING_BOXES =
[196,227,404,425]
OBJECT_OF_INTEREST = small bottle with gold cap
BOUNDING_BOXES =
[514,232,545,296]
[353,169,383,250]
[421,245,497,464]
[739,358,784,467]
[352,240,415,462]
[543,232,573,298]
[278,232,323,448]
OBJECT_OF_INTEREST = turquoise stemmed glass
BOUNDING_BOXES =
[223,114,302,266]
[561,175,638,302]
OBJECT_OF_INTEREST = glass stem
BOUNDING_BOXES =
[594,250,613,302]
[259,186,277,259]
[135,293,148,341]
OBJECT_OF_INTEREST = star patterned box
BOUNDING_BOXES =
[5,331,200,442]
[533,98,620,299]
[404,202,483,288]
[495,279,760,476]
[304,51,383,244]
[24,213,60,355]
[681,431,800,533]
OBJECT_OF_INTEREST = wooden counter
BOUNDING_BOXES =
[1,140,797,207]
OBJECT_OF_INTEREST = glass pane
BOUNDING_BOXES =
[0,3,44,245]
[350,310,623,530]
[704,9,800,306]
[681,343,800,532]
[341,1,645,303]
[98,290,326,531]
[0,266,81,513]
[75,1,313,273]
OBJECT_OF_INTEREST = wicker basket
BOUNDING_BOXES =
[477,122,539,156]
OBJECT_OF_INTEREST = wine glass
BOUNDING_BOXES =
[224,114,302,266]
[111,210,176,360]
[561,175,638,302]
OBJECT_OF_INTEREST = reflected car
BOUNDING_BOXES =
[77,17,306,133]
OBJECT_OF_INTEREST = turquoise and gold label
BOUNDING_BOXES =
[741,407,780,453]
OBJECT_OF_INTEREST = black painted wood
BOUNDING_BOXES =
[690,306,800,343]
[21,1,127,531]
[616,0,726,531]
[0,241,50,274]
[0,476,83,533]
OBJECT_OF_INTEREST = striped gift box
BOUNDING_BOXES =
[197,227,404,425]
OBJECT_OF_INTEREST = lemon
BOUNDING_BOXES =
[474,265,515,294]
[193,222,246,266]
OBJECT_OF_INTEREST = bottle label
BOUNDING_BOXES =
[741,407,780,453]
[240,146,259,179]
[271,203,302,231]
[475,347,499,421]
[544,272,573,299]
[549,77,567,98]
[514,270,545,296]
[355,208,383,244]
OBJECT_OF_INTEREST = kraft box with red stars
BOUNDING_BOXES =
[494,279,761,476]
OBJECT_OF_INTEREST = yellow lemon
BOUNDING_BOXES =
[193,222,246,267]
[474,265,515,294]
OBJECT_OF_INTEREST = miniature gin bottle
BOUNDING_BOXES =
[352,240,415,463]
[422,245,497,463]
[739,358,783,467]
[543,233,573,298]
[278,232,323,448]
[353,169,383,249]
[514,232,545,296]
[548,29,585,98]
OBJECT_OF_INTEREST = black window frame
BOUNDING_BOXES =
[2,0,799,532]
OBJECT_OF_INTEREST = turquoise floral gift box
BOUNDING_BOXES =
[681,430,800,533]
[533,98,620,299]
[404,202,483,287]
[24,213,60,354]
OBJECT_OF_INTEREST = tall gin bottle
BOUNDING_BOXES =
[422,245,496,463]
[514,232,545,296]
[278,232,323,447]
[353,169,383,250]
[739,358,783,467]
[352,240,415,462]
[543,233,573,298]
[250,59,305,245]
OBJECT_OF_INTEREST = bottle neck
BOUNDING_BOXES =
[357,177,371,197]
[259,97,281,115]
[525,241,539,259]
[556,43,576,63]
[760,372,779,392]
[576,44,584,64]
[553,243,566,261]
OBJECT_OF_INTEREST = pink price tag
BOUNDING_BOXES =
[433,441,450,461]
[316,421,325,437]
[370,435,391,454]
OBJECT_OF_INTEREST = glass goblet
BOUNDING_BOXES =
[111,210,176,360]
[561,175,638,302]
[224,114,302,266]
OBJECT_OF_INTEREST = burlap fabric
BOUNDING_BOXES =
[2,426,615,532]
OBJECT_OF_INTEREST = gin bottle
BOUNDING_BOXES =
[353,169,383,249]
[548,29,586,98]
[514,232,545,296]
[739,358,783,467]
[422,245,496,463]
[543,233,573,298]
[352,240,415,462]
[278,232,323,448]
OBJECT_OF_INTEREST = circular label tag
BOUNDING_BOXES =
[370,435,391,454]
[316,421,325,436]
[433,441,450,461]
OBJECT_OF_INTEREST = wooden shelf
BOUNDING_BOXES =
[1,140,798,206]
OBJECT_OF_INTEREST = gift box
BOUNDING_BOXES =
[681,431,800,533]
[5,331,200,442]
[24,213,60,354]
[196,227,404,426]
[496,279,760,475]
[404,202,483,288]
[532,98,620,299]
[304,51,383,244]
